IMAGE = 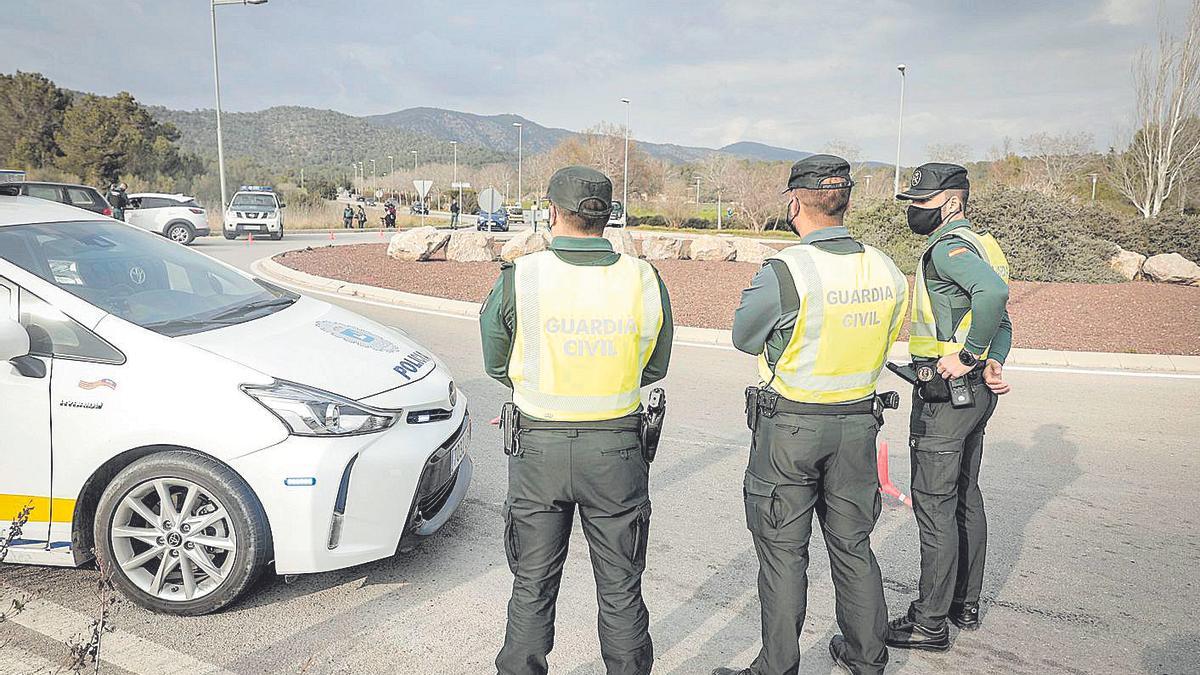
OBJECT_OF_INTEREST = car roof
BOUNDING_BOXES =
[0,195,111,227]
[129,192,194,201]
[16,180,100,191]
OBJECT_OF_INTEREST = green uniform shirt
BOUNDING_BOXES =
[732,226,863,368]
[921,219,1013,364]
[480,235,674,388]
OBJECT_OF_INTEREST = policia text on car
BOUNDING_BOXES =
[884,162,1013,652]
[480,166,673,675]
[713,155,909,675]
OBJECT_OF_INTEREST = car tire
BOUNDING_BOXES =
[270,229,283,241]
[166,223,195,245]
[93,450,272,616]
[223,231,238,240]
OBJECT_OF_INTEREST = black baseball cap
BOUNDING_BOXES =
[547,166,613,217]
[782,154,855,193]
[896,162,970,200]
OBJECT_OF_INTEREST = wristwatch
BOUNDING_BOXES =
[957,348,980,367]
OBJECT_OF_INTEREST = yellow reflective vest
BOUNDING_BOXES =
[508,250,663,421]
[759,243,909,404]
[910,228,1010,359]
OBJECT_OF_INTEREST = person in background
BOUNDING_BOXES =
[450,198,460,229]
[107,182,129,221]
[343,203,354,229]
[356,204,367,229]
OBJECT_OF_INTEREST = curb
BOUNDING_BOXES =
[253,255,1200,375]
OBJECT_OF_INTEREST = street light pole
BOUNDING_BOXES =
[513,122,523,209]
[410,149,417,172]
[865,174,873,194]
[370,159,376,193]
[210,0,268,214]
[451,140,460,212]
[893,64,907,197]
[621,98,631,215]
[388,155,394,178]
[695,176,701,204]
[1088,172,1099,201]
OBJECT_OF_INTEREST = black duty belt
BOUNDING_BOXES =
[770,397,876,417]
[745,387,899,432]
[516,410,642,432]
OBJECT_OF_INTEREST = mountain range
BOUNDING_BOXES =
[150,104,815,170]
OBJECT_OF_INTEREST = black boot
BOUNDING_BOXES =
[885,611,950,652]
[949,601,981,631]
[828,635,853,673]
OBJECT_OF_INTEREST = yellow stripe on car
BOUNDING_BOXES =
[0,494,75,523]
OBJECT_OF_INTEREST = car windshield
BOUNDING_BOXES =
[0,220,296,337]
[230,193,276,209]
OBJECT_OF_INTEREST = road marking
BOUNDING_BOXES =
[2,592,235,675]
[261,275,1200,381]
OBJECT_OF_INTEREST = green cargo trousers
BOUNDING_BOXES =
[743,409,889,675]
[496,419,654,675]
[907,379,998,629]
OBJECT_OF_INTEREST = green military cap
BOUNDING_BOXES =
[896,162,970,200]
[783,154,855,193]
[547,166,613,217]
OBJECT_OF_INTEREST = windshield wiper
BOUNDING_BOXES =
[142,317,237,334]
[207,296,296,321]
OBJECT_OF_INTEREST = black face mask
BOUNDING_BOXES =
[906,203,944,235]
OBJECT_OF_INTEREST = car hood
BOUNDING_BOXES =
[179,297,441,401]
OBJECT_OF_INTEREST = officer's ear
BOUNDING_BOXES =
[549,203,558,229]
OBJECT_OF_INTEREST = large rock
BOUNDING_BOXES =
[603,227,640,257]
[500,230,550,262]
[641,236,686,260]
[1143,252,1200,285]
[689,235,736,262]
[446,231,495,262]
[1109,248,1146,281]
[731,239,780,265]
[387,227,449,262]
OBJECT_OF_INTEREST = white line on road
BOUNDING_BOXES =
[263,274,1200,381]
[3,592,236,675]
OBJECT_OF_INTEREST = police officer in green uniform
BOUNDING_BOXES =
[886,163,1013,651]
[713,155,909,675]
[481,166,674,675]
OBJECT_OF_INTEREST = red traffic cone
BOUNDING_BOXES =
[877,440,913,507]
[247,232,254,245]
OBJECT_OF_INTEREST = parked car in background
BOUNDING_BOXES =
[608,200,626,227]
[126,193,209,245]
[223,186,284,241]
[0,195,472,615]
[477,206,509,232]
[0,181,113,217]
[410,201,429,215]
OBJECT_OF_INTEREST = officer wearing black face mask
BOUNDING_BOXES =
[886,162,1013,652]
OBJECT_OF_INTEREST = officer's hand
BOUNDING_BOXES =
[983,359,1011,395]
[937,354,974,380]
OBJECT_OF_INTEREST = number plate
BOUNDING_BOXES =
[450,417,471,471]
[244,225,264,231]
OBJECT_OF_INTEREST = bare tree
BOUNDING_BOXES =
[926,142,973,166]
[1109,0,1200,218]
[700,153,736,228]
[1020,131,1095,192]
[727,161,789,232]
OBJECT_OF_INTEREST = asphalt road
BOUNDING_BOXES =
[2,235,1198,674]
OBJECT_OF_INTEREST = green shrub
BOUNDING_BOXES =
[846,189,1124,282]
[628,214,666,227]
[680,217,715,230]
[1105,214,1200,262]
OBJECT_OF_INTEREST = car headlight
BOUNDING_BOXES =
[243,380,399,436]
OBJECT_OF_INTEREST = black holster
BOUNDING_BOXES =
[744,386,780,431]
[500,401,521,457]
[639,388,666,463]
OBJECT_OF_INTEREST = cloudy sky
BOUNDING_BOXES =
[2,0,1190,162]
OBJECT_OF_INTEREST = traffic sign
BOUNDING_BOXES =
[375,189,384,199]
[451,182,471,189]
[478,187,503,213]
[413,180,433,200]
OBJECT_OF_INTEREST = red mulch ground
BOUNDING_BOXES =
[275,243,1200,355]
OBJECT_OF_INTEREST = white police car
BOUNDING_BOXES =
[223,186,284,241]
[0,196,471,615]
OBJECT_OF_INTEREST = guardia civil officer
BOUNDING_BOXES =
[481,166,674,675]
[885,163,1013,651]
[713,155,908,675]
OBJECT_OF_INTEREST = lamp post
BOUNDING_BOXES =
[695,176,701,204]
[210,0,268,213]
[451,140,460,214]
[621,98,631,214]
[410,149,417,172]
[513,122,523,209]
[864,174,873,195]
[893,63,906,197]
[370,159,376,193]
[1088,172,1099,201]
[388,155,394,178]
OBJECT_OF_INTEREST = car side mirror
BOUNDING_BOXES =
[278,202,287,209]
[0,318,44,378]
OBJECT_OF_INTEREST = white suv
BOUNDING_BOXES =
[126,193,210,245]
[223,187,284,240]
